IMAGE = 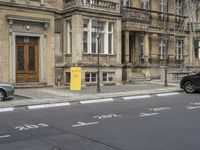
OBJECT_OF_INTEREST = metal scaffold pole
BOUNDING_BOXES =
[164,0,168,87]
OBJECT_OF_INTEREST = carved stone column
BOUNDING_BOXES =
[125,31,130,63]
[144,33,149,64]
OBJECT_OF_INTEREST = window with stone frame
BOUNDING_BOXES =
[190,0,197,23]
[83,19,89,53]
[175,0,183,22]
[30,0,44,5]
[108,22,114,54]
[120,0,131,7]
[159,0,168,20]
[140,0,150,10]
[83,19,114,55]
[103,72,114,82]
[91,20,105,54]
[194,40,200,59]
[85,72,97,83]
[159,37,165,60]
[66,20,72,54]
[175,38,184,60]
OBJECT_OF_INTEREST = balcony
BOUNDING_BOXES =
[121,7,150,24]
[64,0,120,13]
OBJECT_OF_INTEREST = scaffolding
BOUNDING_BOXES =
[173,0,200,69]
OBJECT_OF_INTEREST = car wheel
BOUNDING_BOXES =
[183,81,195,93]
[0,90,5,101]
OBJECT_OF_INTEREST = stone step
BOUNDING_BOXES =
[131,78,151,83]
[132,73,146,79]
[14,82,51,89]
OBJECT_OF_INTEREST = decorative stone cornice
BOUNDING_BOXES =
[6,14,50,24]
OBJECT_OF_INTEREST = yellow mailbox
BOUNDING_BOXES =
[70,67,81,91]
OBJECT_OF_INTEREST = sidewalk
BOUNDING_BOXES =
[0,81,182,108]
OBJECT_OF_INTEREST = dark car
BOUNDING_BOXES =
[180,72,200,93]
[0,83,15,101]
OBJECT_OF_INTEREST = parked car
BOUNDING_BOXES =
[180,72,200,93]
[0,83,15,101]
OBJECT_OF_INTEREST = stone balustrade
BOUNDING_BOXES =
[64,0,120,13]
[121,7,150,24]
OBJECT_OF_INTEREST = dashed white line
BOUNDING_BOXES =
[139,113,159,117]
[123,95,151,100]
[186,106,200,110]
[190,102,200,106]
[0,135,11,139]
[27,102,71,110]
[72,122,99,127]
[0,108,14,112]
[80,98,114,104]
[149,107,171,112]
[156,92,180,97]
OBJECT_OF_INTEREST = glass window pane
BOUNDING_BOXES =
[83,31,88,53]
[92,32,97,53]
[83,19,89,28]
[70,32,72,53]
[108,34,112,54]
[69,21,72,30]
[85,78,90,82]
[28,46,35,71]
[108,22,113,32]
[85,73,90,78]
[92,73,96,78]
[108,76,113,81]
[17,45,25,71]
[99,33,104,54]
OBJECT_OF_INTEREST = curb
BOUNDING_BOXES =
[0,90,183,113]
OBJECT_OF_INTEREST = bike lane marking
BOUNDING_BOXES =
[72,122,99,127]
[0,135,11,139]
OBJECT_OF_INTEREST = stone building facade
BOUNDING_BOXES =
[0,0,200,86]
[54,0,122,86]
[121,0,200,82]
[0,0,60,85]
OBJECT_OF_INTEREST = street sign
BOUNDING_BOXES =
[70,67,81,91]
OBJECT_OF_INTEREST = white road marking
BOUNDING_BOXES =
[80,98,114,104]
[72,122,99,127]
[93,114,121,119]
[15,123,49,131]
[139,113,159,117]
[156,92,180,97]
[190,102,200,106]
[149,107,171,112]
[123,95,150,100]
[0,108,14,112]
[27,102,70,110]
[0,135,11,139]
[186,106,200,110]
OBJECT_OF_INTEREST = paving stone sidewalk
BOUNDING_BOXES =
[0,82,182,108]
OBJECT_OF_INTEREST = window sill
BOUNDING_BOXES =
[65,53,72,57]
[103,82,115,86]
[85,82,97,86]
[83,53,115,56]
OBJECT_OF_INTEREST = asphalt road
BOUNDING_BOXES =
[0,92,200,150]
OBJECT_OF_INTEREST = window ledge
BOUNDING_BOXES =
[65,53,72,57]
[83,53,115,56]
[103,82,116,86]
[85,83,97,86]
